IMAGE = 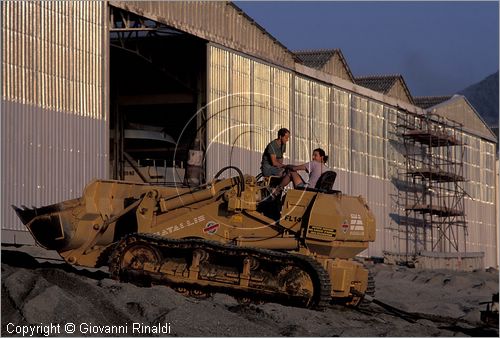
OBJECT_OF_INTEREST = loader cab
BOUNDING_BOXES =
[256,171,340,221]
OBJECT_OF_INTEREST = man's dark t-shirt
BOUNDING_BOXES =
[261,139,286,176]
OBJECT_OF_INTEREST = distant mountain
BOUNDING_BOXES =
[458,71,499,129]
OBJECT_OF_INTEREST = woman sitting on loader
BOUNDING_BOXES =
[275,148,330,194]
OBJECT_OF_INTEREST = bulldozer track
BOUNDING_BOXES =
[109,233,332,310]
[358,270,375,309]
[366,272,375,297]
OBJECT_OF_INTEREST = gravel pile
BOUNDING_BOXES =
[1,247,498,337]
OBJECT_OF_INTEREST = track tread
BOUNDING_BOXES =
[109,233,331,310]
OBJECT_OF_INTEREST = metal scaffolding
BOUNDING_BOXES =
[396,111,467,261]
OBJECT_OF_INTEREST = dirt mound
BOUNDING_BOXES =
[372,264,498,323]
[1,248,498,337]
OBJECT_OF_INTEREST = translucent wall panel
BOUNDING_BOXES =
[466,199,497,267]
[229,53,251,150]
[367,101,385,178]
[311,83,330,159]
[2,1,105,119]
[463,134,483,202]
[350,95,368,174]
[271,68,291,159]
[480,140,495,204]
[386,108,404,176]
[207,46,230,171]
[293,77,311,162]
[291,78,329,166]
[207,46,291,178]
[331,88,350,171]
[252,61,272,174]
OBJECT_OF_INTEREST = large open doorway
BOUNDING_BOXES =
[109,6,207,186]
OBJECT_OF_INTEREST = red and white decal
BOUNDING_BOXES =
[341,220,349,233]
[203,221,220,235]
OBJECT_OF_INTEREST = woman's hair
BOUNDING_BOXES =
[313,148,329,163]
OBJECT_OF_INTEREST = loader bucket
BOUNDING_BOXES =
[12,198,81,250]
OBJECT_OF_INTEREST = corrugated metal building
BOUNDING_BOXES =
[1,1,497,268]
[1,1,109,243]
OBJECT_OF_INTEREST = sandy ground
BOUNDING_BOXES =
[1,245,498,337]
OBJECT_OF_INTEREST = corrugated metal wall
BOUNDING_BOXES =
[207,45,290,178]
[206,44,497,267]
[1,1,108,236]
[462,134,497,267]
[110,1,296,69]
[465,200,497,267]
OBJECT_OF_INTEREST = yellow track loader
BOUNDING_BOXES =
[13,166,376,309]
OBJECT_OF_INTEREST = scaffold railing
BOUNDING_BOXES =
[395,110,467,260]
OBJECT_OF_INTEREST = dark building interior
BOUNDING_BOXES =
[109,6,207,183]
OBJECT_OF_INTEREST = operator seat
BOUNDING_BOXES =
[315,171,337,191]
[295,171,340,194]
